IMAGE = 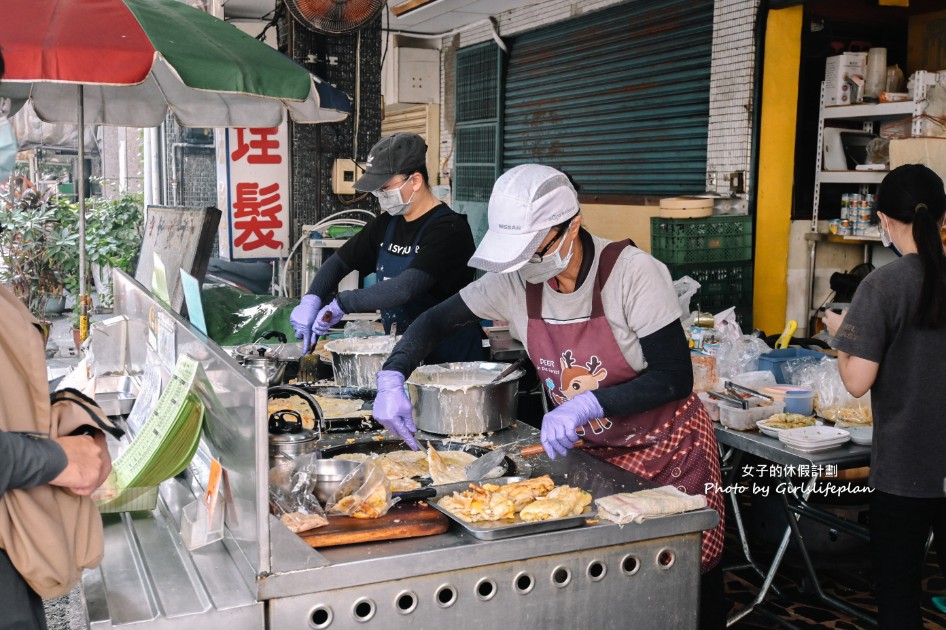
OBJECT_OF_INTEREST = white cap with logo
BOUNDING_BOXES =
[469,164,580,273]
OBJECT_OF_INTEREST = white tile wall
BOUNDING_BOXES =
[437,0,761,195]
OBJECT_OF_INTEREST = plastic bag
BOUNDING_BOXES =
[343,320,383,338]
[269,455,328,533]
[784,357,872,425]
[714,333,771,384]
[673,276,701,324]
[325,457,394,519]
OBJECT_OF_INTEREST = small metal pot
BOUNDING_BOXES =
[406,361,525,435]
[244,348,288,386]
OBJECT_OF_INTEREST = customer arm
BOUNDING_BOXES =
[0,431,67,495]
[383,294,480,375]
[336,268,435,313]
[591,321,694,416]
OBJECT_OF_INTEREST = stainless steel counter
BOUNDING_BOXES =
[84,273,719,629]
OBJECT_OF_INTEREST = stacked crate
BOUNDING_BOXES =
[650,214,754,328]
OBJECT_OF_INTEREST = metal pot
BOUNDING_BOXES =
[244,349,288,386]
[406,361,525,435]
[267,385,323,469]
[324,336,399,388]
[239,331,299,386]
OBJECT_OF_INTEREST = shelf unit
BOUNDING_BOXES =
[805,75,933,324]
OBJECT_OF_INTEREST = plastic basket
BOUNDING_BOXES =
[667,260,754,327]
[651,215,753,264]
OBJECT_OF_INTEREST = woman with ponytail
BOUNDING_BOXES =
[823,163,946,629]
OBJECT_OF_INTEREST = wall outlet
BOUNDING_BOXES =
[332,159,365,195]
[729,171,745,194]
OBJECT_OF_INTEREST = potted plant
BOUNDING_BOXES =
[0,186,70,325]
[84,182,144,310]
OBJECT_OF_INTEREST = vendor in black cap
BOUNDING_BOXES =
[290,132,485,363]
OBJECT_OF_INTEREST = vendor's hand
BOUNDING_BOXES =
[374,370,420,451]
[290,294,322,353]
[822,308,846,338]
[313,299,345,336]
[50,434,111,496]
[540,391,604,460]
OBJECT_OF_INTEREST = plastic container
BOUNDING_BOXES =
[758,348,825,384]
[719,401,785,431]
[761,385,814,416]
[650,215,753,265]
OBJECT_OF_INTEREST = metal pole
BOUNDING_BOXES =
[77,85,90,342]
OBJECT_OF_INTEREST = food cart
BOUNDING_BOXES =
[82,271,718,629]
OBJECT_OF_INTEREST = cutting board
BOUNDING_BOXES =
[297,502,449,548]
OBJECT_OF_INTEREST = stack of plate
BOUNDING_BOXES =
[778,426,851,453]
[844,425,873,445]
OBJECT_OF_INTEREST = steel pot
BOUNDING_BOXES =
[324,336,399,388]
[406,361,525,435]
[238,331,300,386]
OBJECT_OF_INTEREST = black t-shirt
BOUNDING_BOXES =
[337,203,476,302]
[833,254,946,498]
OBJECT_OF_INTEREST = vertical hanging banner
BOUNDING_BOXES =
[217,124,290,260]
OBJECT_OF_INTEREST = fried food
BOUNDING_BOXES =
[547,485,593,513]
[487,474,555,511]
[280,511,329,533]
[333,483,389,519]
[427,442,469,485]
[519,498,571,522]
[758,413,816,430]
[820,406,873,426]
[437,483,516,523]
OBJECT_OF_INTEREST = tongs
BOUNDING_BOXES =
[723,381,774,402]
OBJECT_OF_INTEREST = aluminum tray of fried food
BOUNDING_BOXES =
[428,476,595,541]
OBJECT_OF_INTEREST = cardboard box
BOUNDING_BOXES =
[824,53,867,106]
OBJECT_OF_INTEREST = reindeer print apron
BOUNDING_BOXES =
[525,240,724,572]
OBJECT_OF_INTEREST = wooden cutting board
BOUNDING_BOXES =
[297,502,449,548]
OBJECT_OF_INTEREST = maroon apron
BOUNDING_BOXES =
[525,240,724,572]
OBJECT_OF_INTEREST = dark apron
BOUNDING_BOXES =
[377,207,484,364]
[525,240,724,572]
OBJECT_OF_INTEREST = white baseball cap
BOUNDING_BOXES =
[469,164,580,273]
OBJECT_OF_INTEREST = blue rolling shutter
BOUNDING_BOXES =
[503,0,713,197]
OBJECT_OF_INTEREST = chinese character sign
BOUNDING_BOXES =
[218,124,290,260]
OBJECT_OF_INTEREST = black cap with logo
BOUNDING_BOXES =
[354,133,427,192]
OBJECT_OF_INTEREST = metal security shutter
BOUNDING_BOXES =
[503,0,713,197]
[454,42,503,202]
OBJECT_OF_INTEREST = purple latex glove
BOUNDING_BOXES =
[313,298,346,336]
[289,294,322,353]
[540,391,605,460]
[374,370,420,451]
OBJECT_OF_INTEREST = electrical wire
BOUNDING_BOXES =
[278,209,375,296]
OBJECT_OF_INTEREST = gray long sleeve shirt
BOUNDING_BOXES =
[0,431,67,495]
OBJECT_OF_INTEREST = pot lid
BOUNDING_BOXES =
[269,430,318,445]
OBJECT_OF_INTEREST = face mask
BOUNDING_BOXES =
[520,229,575,284]
[0,116,17,181]
[374,178,415,216]
[879,216,902,256]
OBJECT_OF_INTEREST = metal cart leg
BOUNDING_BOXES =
[779,480,878,628]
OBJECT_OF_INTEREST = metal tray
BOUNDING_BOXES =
[319,439,516,485]
[428,477,595,541]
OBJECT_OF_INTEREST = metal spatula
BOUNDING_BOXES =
[490,358,526,383]
[463,449,507,480]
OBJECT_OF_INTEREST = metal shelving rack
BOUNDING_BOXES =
[805,75,933,323]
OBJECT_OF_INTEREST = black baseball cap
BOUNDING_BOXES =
[354,133,427,192]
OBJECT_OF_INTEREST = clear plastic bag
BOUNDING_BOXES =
[715,333,771,384]
[783,357,872,425]
[269,455,329,533]
[325,457,394,519]
[343,320,382,338]
[674,276,701,325]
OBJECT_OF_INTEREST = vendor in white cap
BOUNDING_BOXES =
[289,132,484,363]
[373,164,726,629]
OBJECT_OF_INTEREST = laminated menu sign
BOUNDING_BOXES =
[111,354,206,491]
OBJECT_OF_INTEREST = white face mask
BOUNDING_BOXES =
[519,229,575,284]
[0,116,18,181]
[879,216,901,255]
[373,177,415,216]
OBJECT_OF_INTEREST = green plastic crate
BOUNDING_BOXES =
[667,260,754,328]
[651,215,753,265]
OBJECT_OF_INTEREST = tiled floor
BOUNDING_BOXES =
[723,507,946,629]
